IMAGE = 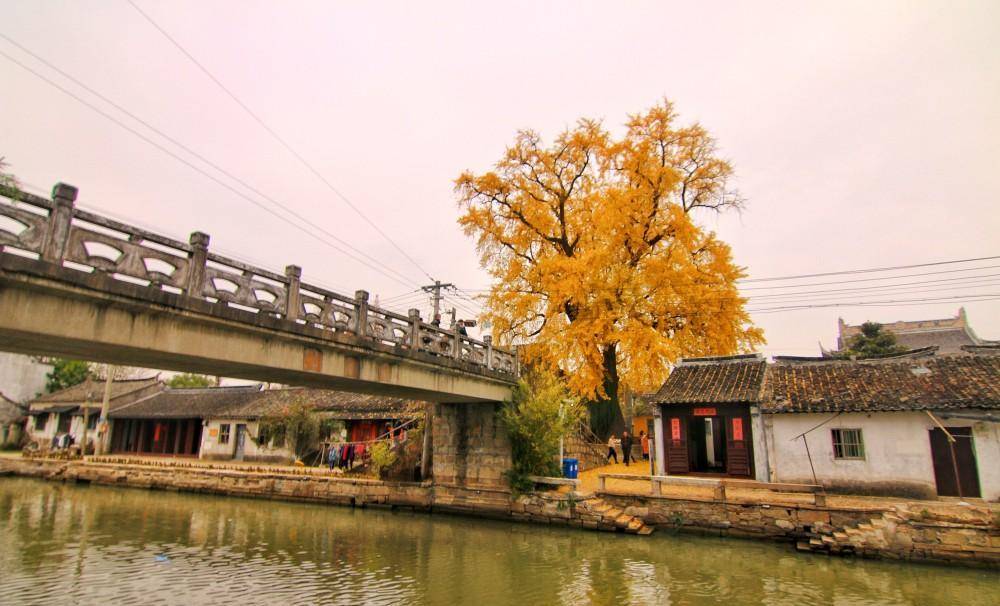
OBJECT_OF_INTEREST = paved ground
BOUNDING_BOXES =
[578,461,998,520]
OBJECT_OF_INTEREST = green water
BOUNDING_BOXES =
[0,478,995,605]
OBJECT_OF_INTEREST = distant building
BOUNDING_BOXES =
[107,385,423,464]
[650,348,1000,500]
[0,392,26,447]
[25,377,163,452]
[835,307,997,354]
[0,353,51,403]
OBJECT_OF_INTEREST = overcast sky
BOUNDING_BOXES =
[1,0,998,357]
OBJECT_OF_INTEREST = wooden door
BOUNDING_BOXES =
[725,416,752,477]
[929,427,981,498]
[664,416,689,474]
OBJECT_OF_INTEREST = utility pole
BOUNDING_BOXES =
[420,280,453,321]
[96,366,115,455]
[81,377,94,459]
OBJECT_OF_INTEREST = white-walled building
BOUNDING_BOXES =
[107,385,422,464]
[26,377,163,452]
[650,347,1000,501]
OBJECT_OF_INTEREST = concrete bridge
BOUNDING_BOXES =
[0,183,518,404]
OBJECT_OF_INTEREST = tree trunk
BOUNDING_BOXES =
[587,344,626,441]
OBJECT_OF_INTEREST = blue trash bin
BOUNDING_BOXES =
[562,458,579,479]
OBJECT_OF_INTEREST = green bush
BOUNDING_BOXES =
[256,403,321,461]
[499,372,583,493]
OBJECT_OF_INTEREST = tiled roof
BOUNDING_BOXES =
[651,355,767,404]
[32,377,162,404]
[110,385,264,419]
[892,329,978,354]
[110,386,423,420]
[765,354,1000,413]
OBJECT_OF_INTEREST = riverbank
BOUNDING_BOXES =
[1,454,997,568]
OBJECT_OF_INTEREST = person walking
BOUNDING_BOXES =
[606,434,619,464]
[640,431,650,461]
[621,431,634,467]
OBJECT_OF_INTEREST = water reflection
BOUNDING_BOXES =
[0,478,996,605]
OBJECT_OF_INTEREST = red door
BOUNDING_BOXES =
[664,417,689,474]
[725,416,752,477]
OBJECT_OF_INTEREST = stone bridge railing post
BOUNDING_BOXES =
[41,182,77,264]
[408,309,421,350]
[354,290,369,337]
[484,335,494,370]
[285,265,302,322]
[186,232,210,297]
[451,327,461,359]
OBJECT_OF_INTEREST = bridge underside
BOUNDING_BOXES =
[0,258,514,403]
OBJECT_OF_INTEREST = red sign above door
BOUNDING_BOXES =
[693,407,717,417]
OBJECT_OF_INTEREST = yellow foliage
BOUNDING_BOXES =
[456,99,765,402]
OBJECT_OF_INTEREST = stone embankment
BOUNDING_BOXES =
[599,491,999,568]
[1,456,996,567]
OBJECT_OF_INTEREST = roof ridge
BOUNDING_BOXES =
[677,353,764,366]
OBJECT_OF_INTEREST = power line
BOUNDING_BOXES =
[126,0,436,283]
[747,294,1000,313]
[0,45,420,290]
[0,32,420,290]
[739,256,1000,283]
[738,264,1000,291]
[744,275,1000,301]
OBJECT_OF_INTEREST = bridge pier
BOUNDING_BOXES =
[431,402,512,488]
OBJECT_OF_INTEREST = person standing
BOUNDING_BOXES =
[606,434,619,464]
[640,431,650,461]
[621,431,634,466]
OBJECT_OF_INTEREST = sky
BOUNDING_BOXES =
[1,0,998,357]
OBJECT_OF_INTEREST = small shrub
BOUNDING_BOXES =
[369,441,398,479]
[499,371,583,494]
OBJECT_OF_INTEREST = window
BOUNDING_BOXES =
[219,424,231,445]
[34,414,47,431]
[832,428,865,459]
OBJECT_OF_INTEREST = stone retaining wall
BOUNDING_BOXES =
[2,457,997,568]
[599,491,1000,568]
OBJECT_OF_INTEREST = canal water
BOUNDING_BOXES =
[0,478,996,605]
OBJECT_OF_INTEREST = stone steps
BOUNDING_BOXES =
[577,496,654,536]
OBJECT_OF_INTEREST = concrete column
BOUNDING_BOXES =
[186,231,210,297]
[284,265,302,321]
[750,406,770,482]
[653,408,666,476]
[354,290,369,337]
[41,182,77,264]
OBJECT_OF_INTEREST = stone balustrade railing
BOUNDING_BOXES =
[0,183,517,376]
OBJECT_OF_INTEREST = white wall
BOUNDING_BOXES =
[765,411,1000,501]
[25,410,98,450]
[200,419,294,463]
[0,353,50,403]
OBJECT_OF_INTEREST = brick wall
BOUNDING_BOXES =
[431,402,511,488]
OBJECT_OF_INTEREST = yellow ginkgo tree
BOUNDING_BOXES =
[456,100,764,438]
